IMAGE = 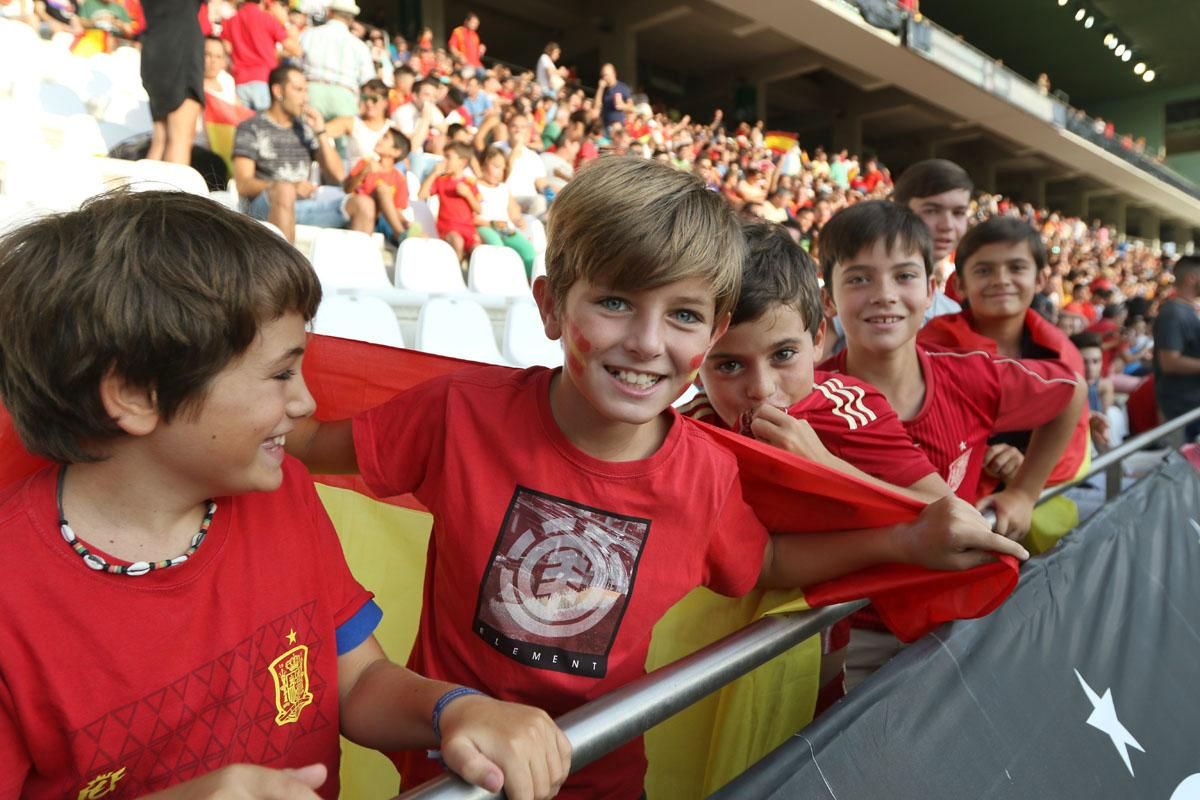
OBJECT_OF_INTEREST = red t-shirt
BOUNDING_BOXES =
[350,160,409,209]
[353,366,768,799]
[431,174,478,234]
[0,459,377,799]
[679,371,935,489]
[447,25,482,67]
[920,308,1090,489]
[221,3,287,85]
[820,345,1079,503]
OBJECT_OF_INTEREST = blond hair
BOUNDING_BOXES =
[545,156,744,322]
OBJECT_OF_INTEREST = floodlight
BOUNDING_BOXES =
[1114,44,1126,57]
[1084,15,1095,28]
[1121,50,1132,62]
[1075,8,1086,21]
[1057,0,1068,6]
[1143,70,1156,82]
[1104,33,1115,47]
[1134,62,1146,75]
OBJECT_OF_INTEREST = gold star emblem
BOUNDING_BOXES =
[286,629,297,645]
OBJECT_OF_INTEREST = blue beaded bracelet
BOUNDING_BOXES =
[432,686,485,741]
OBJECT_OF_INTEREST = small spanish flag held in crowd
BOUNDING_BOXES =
[764,130,799,154]
[0,334,1021,797]
[203,91,255,174]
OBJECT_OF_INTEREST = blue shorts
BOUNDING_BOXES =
[247,185,351,228]
[236,81,271,112]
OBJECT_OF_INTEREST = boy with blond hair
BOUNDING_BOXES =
[290,158,1019,798]
[0,191,567,800]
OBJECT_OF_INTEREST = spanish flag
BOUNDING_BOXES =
[0,334,1021,797]
[203,91,255,175]
[763,130,799,154]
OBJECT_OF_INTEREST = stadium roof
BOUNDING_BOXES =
[917,0,1200,106]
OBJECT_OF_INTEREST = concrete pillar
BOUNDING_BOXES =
[832,112,862,158]
[1111,196,1128,237]
[755,80,769,127]
[1128,207,1161,244]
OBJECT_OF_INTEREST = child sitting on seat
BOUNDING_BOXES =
[344,127,415,245]
[476,145,537,279]
[419,141,480,264]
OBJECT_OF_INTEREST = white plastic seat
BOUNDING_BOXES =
[407,198,437,235]
[532,251,547,279]
[38,81,88,117]
[311,294,405,348]
[95,159,209,196]
[416,296,508,365]
[395,237,467,292]
[308,228,392,291]
[502,297,562,368]
[522,215,547,254]
[467,245,530,296]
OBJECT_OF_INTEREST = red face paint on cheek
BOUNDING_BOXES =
[566,351,584,378]
[568,322,592,353]
[688,354,704,371]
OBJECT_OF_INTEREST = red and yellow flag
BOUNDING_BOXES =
[763,130,799,154]
[203,91,255,175]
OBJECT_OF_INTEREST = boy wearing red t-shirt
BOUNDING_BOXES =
[289,160,1026,798]
[345,128,413,244]
[419,141,481,263]
[685,222,1014,714]
[920,216,1091,506]
[817,200,1085,687]
[0,192,568,800]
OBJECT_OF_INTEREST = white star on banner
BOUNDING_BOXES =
[1075,669,1145,776]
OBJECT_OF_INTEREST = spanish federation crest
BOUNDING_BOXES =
[268,643,313,725]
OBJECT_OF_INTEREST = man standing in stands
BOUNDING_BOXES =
[299,0,374,122]
[221,0,300,111]
[1154,256,1200,441]
[233,64,374,243]
[596,62,631,133]
[447,12,485,75]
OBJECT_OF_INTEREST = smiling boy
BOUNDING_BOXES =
[892,158,972,320]
[0,191,567,800]
[290,159,1013,798]
[920,216,1090,498]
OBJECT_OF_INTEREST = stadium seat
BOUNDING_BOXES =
[95,159,209,196]
[37,81,88,118]
[416,296,508,365]
[308,228,392,291]
[395,237,466,292]
[407,198,437,235]
[522,215,547,254]
[502,296,561,368]
[311,294,405,348]
[467,245,530,296]
[532,251,547,279]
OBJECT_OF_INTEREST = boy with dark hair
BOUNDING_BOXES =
[344,127,414,243]
[1071,331,1116,450]
[920,216,1091,511]
[419,141,481,262]
[288,160,1021,797]
[892,158,972,319]
[683,221,1021,715]
[0,191,568,800]
[817,200,1085,686]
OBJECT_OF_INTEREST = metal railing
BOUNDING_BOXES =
[399,405,1200,799]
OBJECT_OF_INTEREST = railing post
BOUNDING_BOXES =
[1105,461,1123,502]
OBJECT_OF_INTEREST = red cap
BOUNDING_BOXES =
[1090,277,1115,293]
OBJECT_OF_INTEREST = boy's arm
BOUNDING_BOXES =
[750,406,946,503]
[286,417,358,474]
[979,378,1086,539]
[337,635,570,800]
[756,494,1029,590]
[418,165,442,200]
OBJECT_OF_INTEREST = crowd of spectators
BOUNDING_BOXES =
[5,0,1196,439]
